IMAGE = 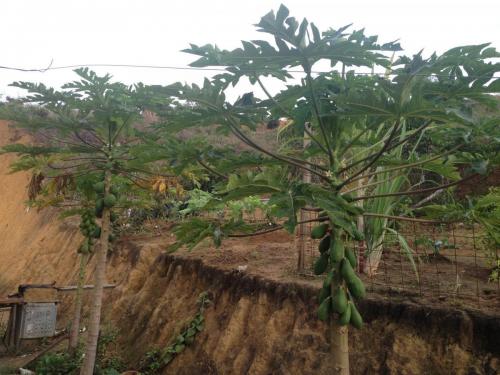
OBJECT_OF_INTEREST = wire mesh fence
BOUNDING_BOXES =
[179,205,499,312]
[297,209,500,313]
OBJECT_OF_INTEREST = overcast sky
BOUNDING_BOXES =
[1,0,499,100]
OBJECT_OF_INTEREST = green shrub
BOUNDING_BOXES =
[34,352,80,375]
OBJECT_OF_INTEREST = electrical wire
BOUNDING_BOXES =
[0,62,498,79]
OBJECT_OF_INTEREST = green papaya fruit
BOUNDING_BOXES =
[110,185,119,195]
[318,297,331,321]
[324,270,335,287]
[347,275,366,299]
[95,207,103,218]
[96,198,104,211]
[340,258,356,282]
[311,223,329,239]
[331,287,348,314]
[318,235,331,253]
[93,181,105,194]
[103,194,117,208]
[339,303,352,326]
[330,239,345,263]
[108,234,116,243]
[318,285,330,303]
[313,253,329,275]
[345,248,357,268]
[350,302,363,329]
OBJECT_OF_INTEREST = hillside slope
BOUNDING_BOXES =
[0,120,81,295]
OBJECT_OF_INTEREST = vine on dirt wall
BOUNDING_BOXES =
[139,291,212,374]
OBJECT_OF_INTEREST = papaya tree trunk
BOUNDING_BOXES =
[330,320,349,375]
[80,171,111,375]
[68,252,88,353]
[356,177,367,274]
[297,209,307,272]
[330,272,349,375]
[297,122,312,273]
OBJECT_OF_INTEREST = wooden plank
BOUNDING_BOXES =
[0,298,24,307]
[55,283,116,292]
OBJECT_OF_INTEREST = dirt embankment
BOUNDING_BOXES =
[1,120,499,374]
[0,121,83,295]
[101,240,499,375]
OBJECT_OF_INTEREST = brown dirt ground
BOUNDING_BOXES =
[123,219,500,316]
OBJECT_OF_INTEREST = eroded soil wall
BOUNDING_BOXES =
[104,244,500,375]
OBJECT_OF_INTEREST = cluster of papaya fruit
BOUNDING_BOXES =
[311,222,365,329]
[78,210,99,254]
[93,180,118,218]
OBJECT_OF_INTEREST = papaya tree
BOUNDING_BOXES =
[150,4,499,374]
[0,70,160,374]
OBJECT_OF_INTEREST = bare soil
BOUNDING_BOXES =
[125,220,500,316]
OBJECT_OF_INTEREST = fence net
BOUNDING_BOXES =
[297,210,500,313]
[163,207,500,313]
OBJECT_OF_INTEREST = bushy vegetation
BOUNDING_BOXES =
[31,327,124,375]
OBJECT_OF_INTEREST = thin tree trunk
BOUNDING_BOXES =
[69,252,88,353]
[330,222,350,374]
[297,122,312,273]
[80,171,111,375]
[296,209,307,272]
[356,178,367,274]
[330,318,349,374]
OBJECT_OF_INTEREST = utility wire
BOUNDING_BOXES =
[0,62,499,79]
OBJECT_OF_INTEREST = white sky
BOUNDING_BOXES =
[1,0,499,100]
